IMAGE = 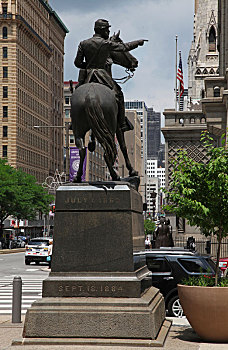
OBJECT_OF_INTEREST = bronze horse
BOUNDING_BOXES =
[71,32,139,182]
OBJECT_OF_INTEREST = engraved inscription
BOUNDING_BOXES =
[58,284,124,294]
[64,197,120,205]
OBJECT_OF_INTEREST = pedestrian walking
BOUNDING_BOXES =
[47,241,53,269]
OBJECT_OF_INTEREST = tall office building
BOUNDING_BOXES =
[0,0,68,183]
[125,100,148,201]
[125,100,148,170]
[147,107,161,158]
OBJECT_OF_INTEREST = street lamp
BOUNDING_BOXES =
[150,190,157,220]
[33,122,71,180]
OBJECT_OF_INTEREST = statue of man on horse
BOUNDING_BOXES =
[74,18,147,133]
[71,19,147,183]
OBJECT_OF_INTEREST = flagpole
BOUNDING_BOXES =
[175,35,178,111]
[179,50,181,111]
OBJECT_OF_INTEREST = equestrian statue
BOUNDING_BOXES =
[71,18,147,182]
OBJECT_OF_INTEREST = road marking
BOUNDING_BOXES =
[0,278,43,314]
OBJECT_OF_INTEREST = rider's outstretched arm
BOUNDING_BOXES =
[110,39,148,52]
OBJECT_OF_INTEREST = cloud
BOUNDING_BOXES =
[49,0,194,113]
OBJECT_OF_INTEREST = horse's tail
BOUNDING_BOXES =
[85,93,117,165]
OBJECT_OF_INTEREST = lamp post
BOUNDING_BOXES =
[150,190,157,221]
[33,122,71,180]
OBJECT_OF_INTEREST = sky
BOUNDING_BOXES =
[48,0,194,115]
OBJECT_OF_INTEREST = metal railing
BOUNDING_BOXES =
[174,237,228,258]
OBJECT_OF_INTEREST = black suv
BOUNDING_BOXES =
[134,248,216,317]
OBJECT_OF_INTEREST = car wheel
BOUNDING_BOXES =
[167,295,184,317]
[25,260,30,265]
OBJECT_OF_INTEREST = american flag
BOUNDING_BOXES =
[177,52,184,97]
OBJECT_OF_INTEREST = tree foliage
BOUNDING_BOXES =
[164,131,228,285]
[0,159,53,230]
[144,219,156,236]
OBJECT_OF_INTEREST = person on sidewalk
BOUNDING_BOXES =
[145,236,151,249]
[47,241,53,269]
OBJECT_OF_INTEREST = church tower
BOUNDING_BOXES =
[188,0,219,106]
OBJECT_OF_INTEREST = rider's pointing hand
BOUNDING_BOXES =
[138,39,148,46]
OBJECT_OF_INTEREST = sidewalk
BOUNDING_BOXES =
[0,248,25,254]
[0,315,228,349]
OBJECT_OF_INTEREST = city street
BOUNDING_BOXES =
[0,252,49,314]
[0,252,49,280]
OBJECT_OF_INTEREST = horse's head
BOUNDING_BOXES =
[110,31,138,71]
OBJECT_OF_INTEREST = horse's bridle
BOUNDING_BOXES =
[111,35,136,84]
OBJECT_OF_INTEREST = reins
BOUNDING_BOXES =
[113,68,135,84]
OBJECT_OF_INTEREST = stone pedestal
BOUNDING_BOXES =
[20,182,170,347]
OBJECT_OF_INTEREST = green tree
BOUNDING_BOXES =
[144,219,156,236]
[0,159,53,237]
[164,131,228,285]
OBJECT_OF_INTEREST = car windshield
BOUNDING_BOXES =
[206,258,216,271]
[28,240,49,246]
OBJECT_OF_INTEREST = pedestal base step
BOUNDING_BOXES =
[13,319,171,348]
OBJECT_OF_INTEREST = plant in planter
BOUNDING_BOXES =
[164,131,228,342]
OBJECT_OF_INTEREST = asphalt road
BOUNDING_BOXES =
[0,252,49,280]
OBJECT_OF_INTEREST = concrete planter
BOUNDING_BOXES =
[178,284,228,342]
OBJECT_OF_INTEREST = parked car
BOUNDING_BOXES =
[25,237,53,265]
[219,257,228,276]
[133,248,217,317]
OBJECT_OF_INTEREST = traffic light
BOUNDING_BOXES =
[51,205,55,213]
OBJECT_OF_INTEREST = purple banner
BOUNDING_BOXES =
[69,147,87,182]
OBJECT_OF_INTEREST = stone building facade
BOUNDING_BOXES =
[202,0,228,143]
[162,0,222,236]
[162,109,210,236]
[0,0,68,183]
[188,0,219,107]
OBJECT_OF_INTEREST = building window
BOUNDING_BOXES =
[70,135,74,144]
[2,145,7,157]
[2,27,8,39]
[2,6,7,17]
[3,126,7,137]
[65,109,70,118]
[209,26,216,52]
[214,86,220,97]
[65,96,70,104]
[3,66,8,78]
[2,47,7,58]
[3,86,8,98]
[3,106,8,118]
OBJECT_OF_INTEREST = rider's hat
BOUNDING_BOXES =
[94,19,111,30]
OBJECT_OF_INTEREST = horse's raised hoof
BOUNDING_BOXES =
[88,140,96,152]
[129,170,138,177]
